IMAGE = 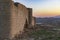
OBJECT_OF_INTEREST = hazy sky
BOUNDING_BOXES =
[13,0,60,17]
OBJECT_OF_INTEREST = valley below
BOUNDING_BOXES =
[16,18,60,40]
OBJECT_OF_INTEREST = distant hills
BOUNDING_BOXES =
[53,15,60,18]
[36,15,60,23]
[36,15,60,18]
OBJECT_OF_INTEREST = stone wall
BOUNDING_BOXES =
[0,0,29,39]
[32,17,36,26]
[27,8,32,27]
[10,2,29,39]
[0,0,12,39]
[0,0,35,40]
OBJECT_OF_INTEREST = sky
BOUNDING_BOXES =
[13,0,60,17]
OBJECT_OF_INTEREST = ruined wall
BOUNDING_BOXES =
[10,2,29,39]
[32,17,36,26]
[27,8,32,27]
[0,0,12,39]
[0,0,29,39]
[0,0,34,39]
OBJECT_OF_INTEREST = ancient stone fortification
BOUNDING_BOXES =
[32,17,36,27]
[0,0,35,40]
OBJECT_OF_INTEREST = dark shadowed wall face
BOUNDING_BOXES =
[0,0,11,2]
[27,8,32,25]
[0,0,11,39]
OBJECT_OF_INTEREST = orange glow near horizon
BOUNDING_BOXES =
[32,0,60,17]
[33,8,60,17]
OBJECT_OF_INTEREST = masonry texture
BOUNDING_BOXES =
[32,17,36,27]
[0,0,35,40]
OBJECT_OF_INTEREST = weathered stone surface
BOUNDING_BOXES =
[10,2,29,39]
[0,0,12,39]
[0,0,35,40]
[32,17,36,26]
